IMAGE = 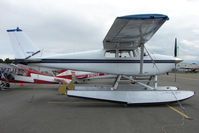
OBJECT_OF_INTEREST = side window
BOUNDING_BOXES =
[104,51,116,58]
[119,52,130,58]
[105,51,132,58]
[17,69,27,76]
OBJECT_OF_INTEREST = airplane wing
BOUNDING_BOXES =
[103,14,169,51]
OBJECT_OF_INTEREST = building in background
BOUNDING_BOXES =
[176,63,199,72]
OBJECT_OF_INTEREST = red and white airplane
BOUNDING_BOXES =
[0,64,72,89]
[0,63,112,89]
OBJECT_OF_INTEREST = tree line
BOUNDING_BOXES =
[0,58,13,64]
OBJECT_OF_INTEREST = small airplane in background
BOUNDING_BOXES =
[0,63,114,89]
[0,63,73,90]
[7,14,194,104]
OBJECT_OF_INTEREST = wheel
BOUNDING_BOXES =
[6,83,10,88]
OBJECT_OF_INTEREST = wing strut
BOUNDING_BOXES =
[139,44,144,74]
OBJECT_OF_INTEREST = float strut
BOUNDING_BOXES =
[111,75,122,90]
[154,75,158,89]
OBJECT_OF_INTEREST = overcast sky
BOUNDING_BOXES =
[0,0,199,63]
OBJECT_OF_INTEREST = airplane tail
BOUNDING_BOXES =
[7,27,40,59]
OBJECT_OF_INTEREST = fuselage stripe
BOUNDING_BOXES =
[14,59,178,64]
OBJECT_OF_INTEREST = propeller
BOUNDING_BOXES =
[174,38,178,82]
[174,38,177,57]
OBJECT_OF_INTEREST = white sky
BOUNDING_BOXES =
[0,0,199,63]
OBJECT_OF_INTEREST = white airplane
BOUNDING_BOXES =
[7,14,194,104]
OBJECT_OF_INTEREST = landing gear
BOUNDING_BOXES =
[0,70,12,90]
[146,76,154,85]
[111,75,121,90]
[123,75,155,90]
[111,75,158,91]
[67,73,194,104]
[0,81,10,90]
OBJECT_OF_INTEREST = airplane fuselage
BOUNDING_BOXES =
[28,49,182,76]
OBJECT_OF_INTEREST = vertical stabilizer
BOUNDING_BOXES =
[7,27,40,59]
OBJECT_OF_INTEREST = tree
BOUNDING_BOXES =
[0,59,3,63]
[4,58,13,64]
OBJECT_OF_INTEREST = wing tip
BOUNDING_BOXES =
[118,14,169,20]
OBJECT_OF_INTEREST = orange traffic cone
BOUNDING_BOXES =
[20,83,23,86]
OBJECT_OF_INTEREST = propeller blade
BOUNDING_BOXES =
[174,38,177,82]
[174,38,177,57]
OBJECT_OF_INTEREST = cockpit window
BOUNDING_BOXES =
[17,69,27,76]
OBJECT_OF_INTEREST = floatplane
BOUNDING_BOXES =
[7,14,194,104]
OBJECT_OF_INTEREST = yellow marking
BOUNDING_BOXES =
[167,105,191,119]
[67,81,75,90]
[58,84,67,95]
